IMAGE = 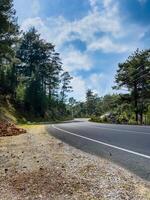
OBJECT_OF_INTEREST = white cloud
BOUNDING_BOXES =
[19,0,149,100]
[70,76,87,101]
[21,0,123,52]
[103,0,113,7]
[21,17,93,73]
[89,0,98,12]
[88,36,129,53]
[32,0,40,16]
[21,17,44,30]
[61,46,92,72]
[22,0,147,56]
[21,0,148,55]
[89,0,113,11]
[88,73,114,96]
[70,73,115,101]
[70,74,106,101]
[89,73,104,86]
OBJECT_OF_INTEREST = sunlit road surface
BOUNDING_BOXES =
[48,119,150,181]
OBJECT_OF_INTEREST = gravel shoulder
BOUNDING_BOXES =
[0,125,150,200]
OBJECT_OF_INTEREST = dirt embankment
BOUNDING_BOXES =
[0,125,150,200]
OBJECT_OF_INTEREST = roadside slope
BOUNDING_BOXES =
[0,125,150,200]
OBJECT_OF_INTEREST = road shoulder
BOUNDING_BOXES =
[0,125,150,200]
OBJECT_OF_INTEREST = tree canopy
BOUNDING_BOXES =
[0,1,73,122]
[114,49,150,124]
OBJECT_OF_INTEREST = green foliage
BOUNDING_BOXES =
[0,1,73,122]
[60,72,73,103]
[73,102,87,118]
[0,0,19,59]
[1,0,150,125]
[86,89,96,116]
[24,80,47,117]
[90,115,111,123]
[16,82,26,103]
[12,28,72,119]
[76,88,150,125]
[68,97,76,118]
[70,49,150,124]
[0,0,19,96]
[117,112,128,124]
[114,49,150,124]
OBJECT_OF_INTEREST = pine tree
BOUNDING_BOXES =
[86,89,96,116]
[114,49,150,124]
[0,0,19,96]
[60,72,73,103]
[16,28,67,118]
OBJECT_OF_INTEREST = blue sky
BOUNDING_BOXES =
[14,0,150,100]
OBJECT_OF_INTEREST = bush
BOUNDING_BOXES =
[128,119,137,125]
[90,116,102,123]
[90,115,111,123]
[117,112,128,124]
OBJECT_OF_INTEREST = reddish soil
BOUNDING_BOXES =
[0,120,26,137]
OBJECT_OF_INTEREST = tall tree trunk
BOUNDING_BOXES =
[134,84,138,124]
[140,112,143,125]
[139,101,144,125]
[135,110,138,124]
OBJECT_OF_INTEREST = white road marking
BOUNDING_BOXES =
[89,121,150,129]
[58,124,150,135]
[64,123,150,135]
[52,125,150,160]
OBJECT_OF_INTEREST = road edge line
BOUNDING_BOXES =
[52,125,150,160]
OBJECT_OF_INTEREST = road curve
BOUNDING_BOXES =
[47,119,150,181]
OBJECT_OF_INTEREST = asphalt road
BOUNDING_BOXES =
[48,119,150,181]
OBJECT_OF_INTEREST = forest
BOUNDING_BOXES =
[71,49,150,125]
[0,0,73,122]
[0,0,150,125]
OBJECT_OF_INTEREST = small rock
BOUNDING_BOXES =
[5,168,8,173]
[58,142,63,146]
[11,154,15,158]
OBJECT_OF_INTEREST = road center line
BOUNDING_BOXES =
[52,125,150,160]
